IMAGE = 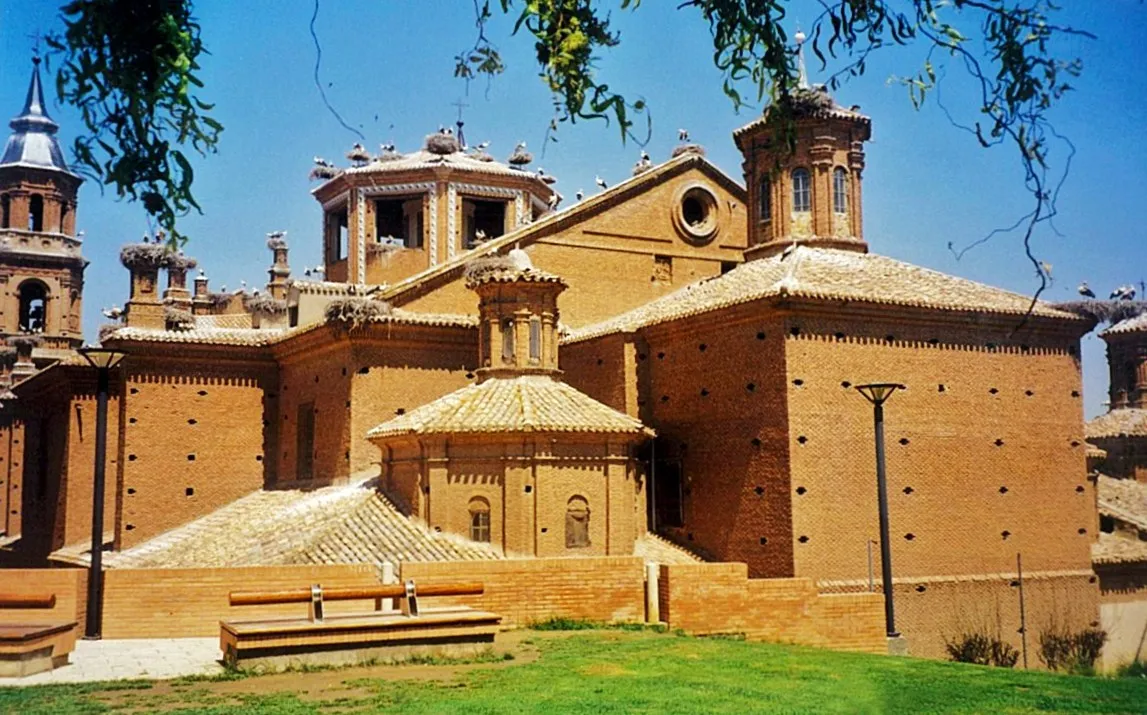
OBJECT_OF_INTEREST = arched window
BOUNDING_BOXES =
[469,497,491,543]
[833,168,848,214]
[17,280,48,333]
[529,318,541,362]
[758,175,771,221]
[501,317,515,363]
[791,169,810,213]
[28,194,43,232]
[0,194,9,229]
[565,496,590,548]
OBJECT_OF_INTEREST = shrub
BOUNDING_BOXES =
[1116,660,1147,678]
[1038,627,1107,675]
[529,616,600,631]
[944,632,1019,668]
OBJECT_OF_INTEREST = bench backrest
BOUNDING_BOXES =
[228,580,483,621]
[0,594,56,609]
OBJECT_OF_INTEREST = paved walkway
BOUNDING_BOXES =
[4,638,224,686]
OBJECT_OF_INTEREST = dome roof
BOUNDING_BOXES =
[0,58,76,177]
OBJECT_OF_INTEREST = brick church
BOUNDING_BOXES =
[0,54,1112,658]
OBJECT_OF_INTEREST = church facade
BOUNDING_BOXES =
[0,62,1105,658]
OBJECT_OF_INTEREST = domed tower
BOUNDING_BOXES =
[0,56,85,363]
[733,34,871,258]
[471,248,563,379]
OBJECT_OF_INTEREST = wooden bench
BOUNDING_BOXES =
[0,594,78,677]
[221,580,501,671]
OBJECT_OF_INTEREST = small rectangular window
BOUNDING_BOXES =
[653,255,672,284]
[326,206,348,262]
[471,510,491,542]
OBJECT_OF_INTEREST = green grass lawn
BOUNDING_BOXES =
[2,630,1146,714]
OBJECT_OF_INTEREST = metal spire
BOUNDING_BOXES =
[794,30,810,89]
[0,56,74,174]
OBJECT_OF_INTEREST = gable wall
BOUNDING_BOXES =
[396,168,747,329]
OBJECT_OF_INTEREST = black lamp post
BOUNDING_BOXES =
[855,382,905,639]
[77,346,127,640]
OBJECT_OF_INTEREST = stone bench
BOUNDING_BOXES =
[221,580,501,671]
[0,594,78,677]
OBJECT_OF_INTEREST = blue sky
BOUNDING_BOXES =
[0,1,1144,419]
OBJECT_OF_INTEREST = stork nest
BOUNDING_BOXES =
[508,149,533,166]
[7,335,42,350]
[774,86,838,118]
[346,145,372,164]
[164,307,196,331]
[539,173,557,185]
[425,134,461,155]
[671,143,707,158]
[98,323,122,343]
[0,347,17,368]
[119,243,168,270]
[309,165,341,181]
[463,255,520,287]
[243,294,288,316]
[1052,300,1147,326]
[324,297,393,330]
[160,252,197,271]
[206,292,234,309]
[375,149,404,162]
[632,161,653,177]
[266,236,289,251]
[470,151,494,163]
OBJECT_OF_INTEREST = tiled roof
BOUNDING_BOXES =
[1093,532,1147,566]
[1105,312,1147,335]
[101,477,502,569]
[103,308,477,347]
[379,152,742,304]
[1086,409,1147,439]
[196,313,253,329]
[633,533,706,565]
[367,374,653,440]
[565,246,1085,343]
[733,99,870,140]
[338,148,554,186]
[1098,475,1147,532]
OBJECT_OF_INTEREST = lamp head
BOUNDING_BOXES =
[855,383,905,406]
[78,346,127,370]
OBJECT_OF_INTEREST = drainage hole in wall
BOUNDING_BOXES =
[596,358,604,366]
[751,438,762,448]
[255,455,263,462]
[1000,486,1009,494]
[903,486,914,495]
[314,375,319,383]
[657,352,666,360]
[1001,530,1011,539]
[128,417,137,424]
[465,372,475,380]
[125,524,134,531]
[756,331,766,341]
[130,387,139,395]
[797,436,807,445]
[938,384,946,392]
[342,367,347,376]
[699,343,707,352]
[795,486,807,495]
[1075,485,1085,493]
[989,387,999,395]
[904,533,916,541]
[187,419,197,426]
[128,455,137,461]
[197,390,208,396]
[185,487,195,497]
[746,383,756,392]
[524,485,533,493]
[1078,528,1087,535]
[1071,390,1080,398]
[915,585,927,593]
[1070,440,1080,447]
[753,486,764,496]
[899,438,910,446]
[994,439,1005,447]
[661,395,670,403]
[759,537,768,545]
[841,381,851,389]
[396,408,406,415]
[700,388,709,397]
[798,535,809,543]
[792,379,804,387]
[1025,390,1034,397]
[127,488,136,495]
[187,454,196,461]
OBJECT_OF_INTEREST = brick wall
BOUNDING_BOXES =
[1097,562,1147,669]
[822,569,1099,663]
[400,557,645,624]
[561,333,637,417]
[785,315,1093,582]
[0,567,86,626]
[642,311,793,577]
[658,562,885,653]
[277,342,354,485]
[63,390,120,548]
[119,361,272,548]
[100,564,380,638]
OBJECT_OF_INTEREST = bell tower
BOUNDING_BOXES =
[0,56,86,363]
[733,33,871,259]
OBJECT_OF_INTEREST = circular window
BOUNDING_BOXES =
[673,184,720,243]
